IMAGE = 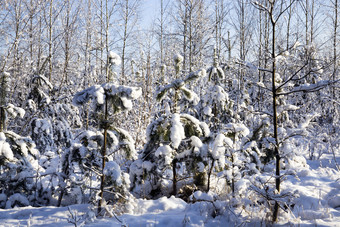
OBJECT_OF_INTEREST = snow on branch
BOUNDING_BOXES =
[109,126,137,159]
[5,104,25,118]
[73,83,142,112]
[32,74,53,89]
[73,85,103,106]
[155,69,204,102]
[252,1,269,12]
[277,80,338,96]
[235,60,272,73]
[0,132,13,161]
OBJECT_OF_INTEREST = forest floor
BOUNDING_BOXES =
[0,153,339,227]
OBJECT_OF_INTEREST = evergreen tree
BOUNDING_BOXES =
[0,72,41,208]
[71,52,141,212]
[130,55,210,199]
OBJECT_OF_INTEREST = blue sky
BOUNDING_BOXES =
[141,0,161,27]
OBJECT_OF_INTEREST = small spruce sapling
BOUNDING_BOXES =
[72,52,141,213]
[202,47,232,132]
[130,55,210,199]
[198,48,236,192]
[25,72,77,206]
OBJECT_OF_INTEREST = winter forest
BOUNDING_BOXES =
[0,0,339,226]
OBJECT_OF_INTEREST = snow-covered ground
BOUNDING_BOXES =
[1,154,339,227]
[0,197,230,227]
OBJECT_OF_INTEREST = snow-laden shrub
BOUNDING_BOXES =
[0,131,41,208]
[131,111,210,199]
[60,127,137,206]
[206,122,265,197]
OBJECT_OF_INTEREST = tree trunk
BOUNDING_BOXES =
[98,99,108,214]
[333,0,338,98]
[48,0,53,82]
[172,158,177,196]
[207,159,215,192]
[121,0,128,84]
[286,0,293,50]
[270,7,280,223]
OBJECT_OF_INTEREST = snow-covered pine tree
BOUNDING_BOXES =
[27,74,76,152]
[62,124,137,206]
[200,47,234,132]
[71,52,141,212]
[196,50,265,195]
[130,55,210,199]
[0,72,41,208]
[23,72,78,206]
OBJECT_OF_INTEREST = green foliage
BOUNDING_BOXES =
[155,69,205,103]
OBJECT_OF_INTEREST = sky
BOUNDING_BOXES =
[141,0,160,27]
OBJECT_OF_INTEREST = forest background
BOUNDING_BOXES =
[0,0,339,225]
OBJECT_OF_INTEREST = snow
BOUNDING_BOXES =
[170,113,185,149]
[17,140,28,156]
[180,86,199,104]
[0,197,228,227]
[191,191,215,202]
[234,178,250,195]
[226,123,250,137]
[141,160,153,171]
[120,96,132,109]
[27,99,37,111]
[0,132,13,161]
[1,154,340,226]
[0,28,339,227]
[5,104,25,118]
[33,119,52,134]
[93,85,105,105]
[106,84,142,100]
[38,74,53,89]
[5,194,29,209]
[181,113,210,137]
[328,195,340,208]
[277,104,300,115]
[190,136,203,148]
[199,122,210,137]
[115,127,137,159]
[108,51,121,65]
[73,84,142,110]
[103,161,122,186]
[298,113,320,129]
[197,162,205,172]
[215,85,228,102]
[288,80,331,94]
[173,53,183,64]
[203,106,212,115]
[155,145,173,165]
[211,133,227,166]
[2,71,10,78]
